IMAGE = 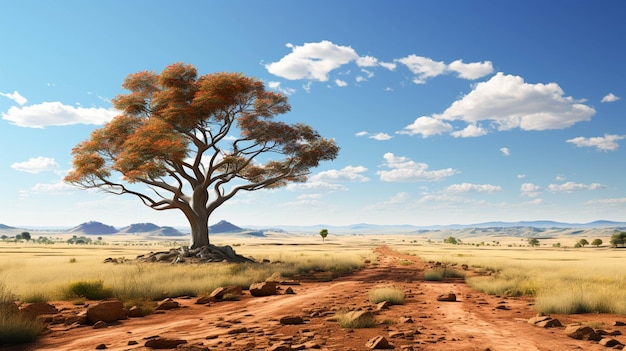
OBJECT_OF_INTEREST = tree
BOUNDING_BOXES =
[610,232,626,247]
[65,63,339,249]
[20,232,31,241]
[591,238,602,247]
[319,229,328,243]
[577,238,589,247]
[528,238,540,247]
[444,236,458,245]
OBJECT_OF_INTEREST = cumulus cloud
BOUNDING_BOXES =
[520,183,542,197]
[500,147,511,156]
[310,165,370,183]
[448,59,494,80]
[601,93,620,103]
[566,134,625,152]
[377,153,458,182]
[396,55,447,84]
[11,156,60,173]
[286,181,347,192]
[397,116,453,138]
[2,102,117,128]
[440,73,595,131]
[335,79,348,87]
[548,182,605,192]
[31,181,75,194]
[265,41,360,82]
[267,81,296,95]
[450,124,488,138]
[356,131,392,141]
[0,91,27,105]
[445,183,502,193]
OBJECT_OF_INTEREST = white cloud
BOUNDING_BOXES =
[586,197,626,206]
[286,181,347,192]
[396,55,447,84]
[500,147,511,156]
[566,134,625,152]
[265,41,359,82]
[267,81,296,95]
[517,174,526,179]
[398,116,453,138]
[31,181,75,194]
[439,73,595,131]
[548,182,605,192]
[383,192,409,205]
[448,59,494,80]
[520,183,542,197]
[445,183,502,193]
[601,93,620,103]
[450,124,488,138]
[377,153,458,182]
[335,79,348,87]
[0,91,28,105]
[356,131,392,141]
[11,156,60,173]
[2,102,117,128]
[356,56,378,67]
[311,165,370,182]
[379,62,397,71]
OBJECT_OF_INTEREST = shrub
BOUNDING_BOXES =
[63,280,113,300]
[0,283,43,345]
[423,268,465,281]
[369,287,405,305]
[336,310,376,328]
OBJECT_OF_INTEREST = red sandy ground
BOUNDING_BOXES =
[9,246,626,351]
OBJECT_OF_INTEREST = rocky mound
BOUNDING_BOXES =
[69,221,118,235]
[209,220,243,233]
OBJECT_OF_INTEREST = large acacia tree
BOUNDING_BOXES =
[65,63,339,249]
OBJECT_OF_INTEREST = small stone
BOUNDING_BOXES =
[144,337,187,349]
[280,316,305,325]
[155,298,179,310]
[284,287,296,294]
[93,320,108,329]
[437,293,456,302]
[95,344,107,349]
[366,335,393,349]
[599,338,623,348]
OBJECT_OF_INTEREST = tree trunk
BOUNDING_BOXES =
[188,212,210,249]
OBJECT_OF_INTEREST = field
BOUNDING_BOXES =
[1,229,626,350]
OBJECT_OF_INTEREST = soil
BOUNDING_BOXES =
[9,246,626,351]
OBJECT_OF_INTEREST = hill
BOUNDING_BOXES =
[0,224,15,230]
[209,220,243,233]
[69,221,118,235]
[118,223,160,233]
[149,226,186,236]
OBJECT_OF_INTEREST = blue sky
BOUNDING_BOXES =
[1,1,625,228]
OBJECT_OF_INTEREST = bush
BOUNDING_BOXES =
[0,283,43,345]
[369,287,405,305]
[423,268,465,281]
[63,280,113,300]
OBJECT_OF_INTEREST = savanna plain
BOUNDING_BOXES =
[1,229,626,350]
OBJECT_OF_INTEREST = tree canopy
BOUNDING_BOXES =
[65,63,339,248]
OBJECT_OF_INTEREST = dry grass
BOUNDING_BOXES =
[369,287,405,305]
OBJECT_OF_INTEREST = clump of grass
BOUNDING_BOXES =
[369,287,405,305]
[0,282,44,345]
[63,280,114,300]
[423,268,465,281]
[336,310,377,328]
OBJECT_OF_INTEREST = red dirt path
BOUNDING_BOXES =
[11,246,626,350]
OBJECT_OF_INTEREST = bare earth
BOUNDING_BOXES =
[12,246,626,351]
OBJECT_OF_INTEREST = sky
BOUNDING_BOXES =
[1,0,625,229]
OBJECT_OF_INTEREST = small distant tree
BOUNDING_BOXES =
[15,234,22,240]
[577,238,589,247]
[591,238,603,247]
[444,236,458,245]
[20,232,31,241]
[552,242,561,248]
[319,229,328,243]
[610,232,626,247]
[528,238,540,247]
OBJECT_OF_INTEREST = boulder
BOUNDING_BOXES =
[565,324,602,341]
[87,300,125,324]
[249,281,277,297]
[210,286,242,299]
[280,316,305,325]
[128,306,144,317]
[599,338,623,348]
[342,310,375,326]
[155,298,179,310]
[437,293,456,302]
[366,335,393,349]
[19,302,58,319]
[144,337,187,349]
[195,296,214,304]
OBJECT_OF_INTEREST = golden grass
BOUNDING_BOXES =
[393,240,626,314]
[369,287,405,305]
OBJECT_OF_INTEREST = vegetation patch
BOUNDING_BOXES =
[63,280,114,300]
[336,310,377,328]
[369,287,405,305]
[423,267,466,281]
[0,283,43,345]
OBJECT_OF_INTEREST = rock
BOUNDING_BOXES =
[536,318,562,328]
[615,321,626,327]
[249,281,277,297]
[156,298,179,310]
[176,345,210,351]
[437,293,456,302]
[268,343,291,351]
[144,337,187,349]
[128,340,139,345]
[399,316,414,324]
[284,287,296,294]
[210,286,242,299]
[128,306,144,317]
[366,335,393,349]
[95,343,107,349]
[87,300,125,324]
[565,325,602,341]
[195,296,214,305]
[528,315,553,325]
[93,320,108,329]
[376,301,391,311]
[342,310,375,326]
[280,316,305,325]
[19,302,58,319]
[599,338,623,348]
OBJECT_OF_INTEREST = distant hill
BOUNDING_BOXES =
[118,223,160,233]
[0,224,15,230]
[69,221,118,235]
[150,226,186,236]
[209,220,243,233]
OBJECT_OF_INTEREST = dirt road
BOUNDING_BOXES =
[14,247,626,350]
